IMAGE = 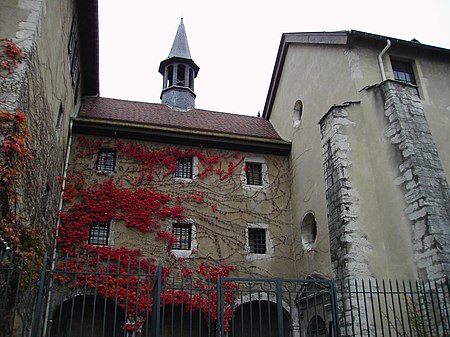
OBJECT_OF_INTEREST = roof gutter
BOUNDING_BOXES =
[378,39,391,81]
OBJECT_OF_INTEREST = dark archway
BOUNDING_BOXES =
[49,295,126,337]
[229,300,291,337]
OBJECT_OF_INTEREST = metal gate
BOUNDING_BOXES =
[217,277,340,337]
[2,252,449,337]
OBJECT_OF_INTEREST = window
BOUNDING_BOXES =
[96,149,117,172]
[245,162,262,186]
[175,157,193,179]
[392,59,417,85]
[301,212,318,250]
[177,64,185,86]
[248,228,266,254]
[293,99,303,128]
[172,223,192,250]
[88,222,110,246]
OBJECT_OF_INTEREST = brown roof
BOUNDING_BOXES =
[78,97,284,141]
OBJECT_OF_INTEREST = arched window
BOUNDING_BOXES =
[167,65,173,87]
[177,64,186,86]
[189,68,194,90]
[293,99,303,127]
[301,212,317,250]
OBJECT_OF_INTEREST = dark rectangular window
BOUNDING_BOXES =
[245,162,262,186]
[392,60,417,85]
[172,223,192,250]
[88,222,110,246]
[248,228,266,254]
[175,157,193,179]
[96,149,117,172]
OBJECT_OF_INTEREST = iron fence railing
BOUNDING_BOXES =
[0,252,449,337]
[336,278,450,337]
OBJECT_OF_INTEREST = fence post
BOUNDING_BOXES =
[151,260,162,337]
[275,279,285,337]
[330,280,341,337]
[30,254,48,337]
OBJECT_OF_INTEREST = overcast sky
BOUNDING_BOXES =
[98,0,450,116]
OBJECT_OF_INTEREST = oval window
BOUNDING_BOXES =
[301,212,317,250]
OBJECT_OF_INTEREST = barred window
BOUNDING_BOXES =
[245,162,262,186]
[248,228,266,254]
[172,223,192,250]
[175,157,193,179]
[88,222,110,246]
[96,149,117,172]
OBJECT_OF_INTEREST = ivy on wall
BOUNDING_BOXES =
[57,136,292,331]
[0,39,42,261]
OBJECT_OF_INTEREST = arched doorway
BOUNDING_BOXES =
[229,300,291,337]
[49,296,126,337]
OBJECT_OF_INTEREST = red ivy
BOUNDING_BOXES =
[57,137,244,331]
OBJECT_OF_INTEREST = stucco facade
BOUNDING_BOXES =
[263,31,450,281]
[62,134,294,278]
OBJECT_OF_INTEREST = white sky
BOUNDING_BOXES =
[98,0,450,116]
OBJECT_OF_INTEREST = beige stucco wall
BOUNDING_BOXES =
[64,135,294,279]
[344,96,417,280]
[267,40,450,280]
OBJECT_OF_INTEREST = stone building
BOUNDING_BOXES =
[263,30,450,282]
[1,2,450,335]
[59,18,293,279]
[0,0,98,252]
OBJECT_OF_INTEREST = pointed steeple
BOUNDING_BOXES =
[168,18,192,59]
[159,18,199,110]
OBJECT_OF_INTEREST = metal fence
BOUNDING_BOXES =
[1,252,449,337]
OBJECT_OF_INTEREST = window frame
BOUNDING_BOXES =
[245,223,273,261]
[391,59,417,85]
[241,157,268,189]
[174,156,198,182]
[167,220,197,258]
[96,149,117,173]
[88,221,112,246]
[172,223,192,250]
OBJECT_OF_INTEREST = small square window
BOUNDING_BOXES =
[172,223,192,250]
[88,222,110,246]
[245,162,263,186]
[96,149,117,172]
[248,228,266,254]
[175,157,193,179]
[392,60,417,85]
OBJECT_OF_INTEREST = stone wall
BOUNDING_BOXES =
[0,0,77,251]
[319,103,373,281]
[380,80,450,281]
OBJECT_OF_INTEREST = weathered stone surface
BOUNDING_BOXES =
[380,80,450,281]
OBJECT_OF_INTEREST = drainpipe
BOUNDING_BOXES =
[378,39,391,81]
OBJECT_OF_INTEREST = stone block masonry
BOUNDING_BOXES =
[380,80,450,281]
[319,104,373,281]
[319,103,375,336]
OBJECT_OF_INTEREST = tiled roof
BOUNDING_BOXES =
[78,97,284,141]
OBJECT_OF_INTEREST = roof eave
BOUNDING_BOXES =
[73,118,291,155]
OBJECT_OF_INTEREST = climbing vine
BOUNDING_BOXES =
[0,39,27,76]
[57,135,292,331]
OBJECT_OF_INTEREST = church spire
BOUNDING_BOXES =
[159,18,199,110]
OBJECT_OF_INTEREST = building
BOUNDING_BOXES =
[0,0,98,254]
[1,3,449,335]
[263,30,450,282]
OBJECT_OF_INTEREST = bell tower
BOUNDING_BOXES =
[159,18,199,110]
